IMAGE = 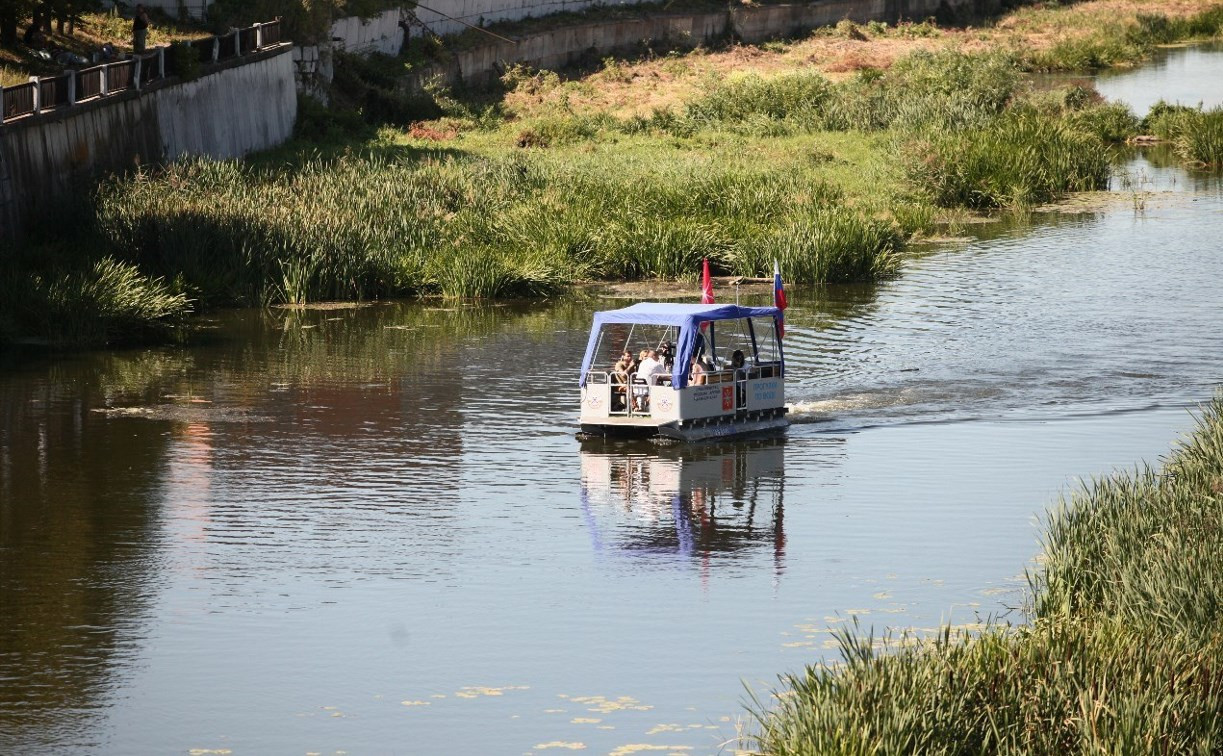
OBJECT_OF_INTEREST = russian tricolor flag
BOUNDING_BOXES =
[773,259,787,338]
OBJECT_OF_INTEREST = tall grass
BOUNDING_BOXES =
[0,257,189,346]
[1023,5,1223,71]
[92,149,902,305]
[680,50,1019,134]
[1147,102,1223,166]
[905,111,1111,208]
[749,394,1223,754]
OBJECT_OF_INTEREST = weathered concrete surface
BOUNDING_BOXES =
[404,0,1002,90]
[0,47,296,241]
[333,9,405,56]
[415,0,631,39]
[731,0,1001,42]
[157,50,297,160]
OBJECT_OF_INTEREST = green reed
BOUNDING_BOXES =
[92,144,904,307]
[904,111,1111,208]
[749,394,1223,754]
[678,50,1019,135]
[0,256,189,346]
[1023,5,1223,72]
[28,45,1151,344]
[1147,103,1223,166]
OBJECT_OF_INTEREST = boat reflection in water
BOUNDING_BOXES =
[578,438,786,572]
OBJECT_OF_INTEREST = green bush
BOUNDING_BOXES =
[166,40,201,81]
[0,257,189,346]
[1066,102,1141,143]
[905,111,1110,208]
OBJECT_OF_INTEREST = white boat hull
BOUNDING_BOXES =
[580,407,789,442]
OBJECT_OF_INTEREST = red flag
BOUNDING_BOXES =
[773,259,787,338]
[701,258,714,304]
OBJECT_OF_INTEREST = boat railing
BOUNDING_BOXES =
[587,370,682,416]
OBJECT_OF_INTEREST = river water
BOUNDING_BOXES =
[2,49,1223,756]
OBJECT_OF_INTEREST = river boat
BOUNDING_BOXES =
[578,303,788,441]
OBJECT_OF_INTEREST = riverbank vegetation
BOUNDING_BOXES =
[749,393,1223,753]
[80,46,1119,313]
[3,0,1222,347]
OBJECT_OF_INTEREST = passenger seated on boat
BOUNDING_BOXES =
[611,351,635,410]
[732,350,746,406]
[612,351,636,383]
[633,349,665,411]
[689,355,707,386]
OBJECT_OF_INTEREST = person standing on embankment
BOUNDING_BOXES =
[131,4,149,53]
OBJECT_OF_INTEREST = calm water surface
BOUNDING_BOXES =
[1094,41,1223,113]
[3,64,1223,756]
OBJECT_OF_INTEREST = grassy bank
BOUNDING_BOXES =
[748,394,1223,754]
[0,47,1123,346]
[86,49,1116,306]
[7,1,1221,347]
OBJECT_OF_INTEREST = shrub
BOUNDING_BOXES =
[1066,102,1141,143]
[166,40,201,80]
[905,112,1110,208]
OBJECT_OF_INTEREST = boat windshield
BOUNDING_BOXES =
[580,304,784,389]
[587,324,681,375]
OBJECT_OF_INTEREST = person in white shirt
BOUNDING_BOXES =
[633,349,665,410]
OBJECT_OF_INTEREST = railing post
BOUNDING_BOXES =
[28,77,40,115]
[211,37,219,62]
[0,85,5,126]
[234,29,241,56]
[100,64,109,96]
[133,56,143,91]
[67,72,76,105]
[255,22,263,50]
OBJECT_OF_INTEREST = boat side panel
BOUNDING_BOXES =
[676,384,736,421]
[745,377,785,411]
[580,384,612,421]
[648,386,680,422]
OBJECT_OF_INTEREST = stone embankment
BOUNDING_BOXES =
[402,0,1001,89]
[0,47,296,240]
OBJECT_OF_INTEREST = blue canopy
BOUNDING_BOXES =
[579,303,782,389]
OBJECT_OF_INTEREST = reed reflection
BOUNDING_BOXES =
[578,439,787,574]
[0,356,168,752]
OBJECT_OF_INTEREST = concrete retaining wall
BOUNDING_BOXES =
[103,0,213,20]
[333,9,406,56]
[0,47,296,241]
[415,0,642,38]
[411,0,999,41]
[404,0,1000,90]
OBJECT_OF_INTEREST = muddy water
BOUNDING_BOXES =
[4,67,1223,756]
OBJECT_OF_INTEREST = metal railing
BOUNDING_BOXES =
[1,81,36,120]
[106,59,135,93]
[76,65,105,100]
[38,73,72,110]
[0,20,285,124]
